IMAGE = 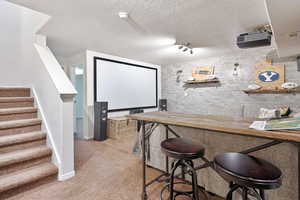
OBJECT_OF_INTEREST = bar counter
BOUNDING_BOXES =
[128,111,299,200]
[129,112,300,143]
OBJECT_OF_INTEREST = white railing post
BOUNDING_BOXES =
[59,94,76,180]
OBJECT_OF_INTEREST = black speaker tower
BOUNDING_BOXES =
[94,102,108,141]
[159,99,168,111]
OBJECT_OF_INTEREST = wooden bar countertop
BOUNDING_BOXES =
[128,112,300,143]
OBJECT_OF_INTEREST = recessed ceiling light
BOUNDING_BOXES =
[118,12,129,19]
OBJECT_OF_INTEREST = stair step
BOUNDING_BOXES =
[0,119,42,136]
[0,162,57,193]
[0,156,51,177]
[0,107,37,121]
[0,131,46,148]
[0,146,51,168]
[0,131,46,153]
[0,88,30,97]
[0,140,46,154]
[0,97,34,109]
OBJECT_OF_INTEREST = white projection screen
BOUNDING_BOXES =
[94,57,158,112]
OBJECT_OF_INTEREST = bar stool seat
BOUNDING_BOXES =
[214,152,282,190]
[161,138,205,160]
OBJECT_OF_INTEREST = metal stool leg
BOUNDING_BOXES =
[191,169,199,200]
[225,184,240,200]
[227,182,234,200]
[259,189,265,200]
[183,160,200,200]
[169,160,181,200]
[242,187,248,200]
[181,165,185,180]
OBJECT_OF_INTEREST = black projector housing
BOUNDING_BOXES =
[237,31,272,49]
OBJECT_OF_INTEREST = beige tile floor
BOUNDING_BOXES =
[3,135,223,200]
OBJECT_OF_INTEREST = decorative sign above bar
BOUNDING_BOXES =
[243,59,300,94]
[192,66,215,81]
[255,59,285,90]
[184,66,219,85]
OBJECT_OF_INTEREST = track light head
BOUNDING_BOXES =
[177,42,195,55]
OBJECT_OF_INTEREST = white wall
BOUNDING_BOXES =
[58,52,86,139]
[0,1,22,83]
[85,50,162,139]
[0,0,49,86]
[265,0,300,58]
[57,52,86,80]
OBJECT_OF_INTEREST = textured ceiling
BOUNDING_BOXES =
[265,0,300,58]
[9,0,269,65]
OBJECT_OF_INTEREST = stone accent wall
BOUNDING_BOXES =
[148,47,300,200]
[162,47,300,118]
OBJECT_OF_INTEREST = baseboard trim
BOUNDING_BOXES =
[59,170,75,181]
[84,136,94,140]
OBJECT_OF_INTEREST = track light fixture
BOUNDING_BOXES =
[178,42,194,55]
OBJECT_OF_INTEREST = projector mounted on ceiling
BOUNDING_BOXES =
[237,31,272,49]
[237,25,273,49]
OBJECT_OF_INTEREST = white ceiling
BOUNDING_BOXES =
[9,0,270,65]
[265,0,300,58]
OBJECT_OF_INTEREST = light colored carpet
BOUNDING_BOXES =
[4,135,223,200]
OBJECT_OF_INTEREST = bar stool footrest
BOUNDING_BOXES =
[160,182,193,200]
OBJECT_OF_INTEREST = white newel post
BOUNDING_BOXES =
[59,94,76,181]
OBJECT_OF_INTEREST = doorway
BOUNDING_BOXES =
[74,68,84,138]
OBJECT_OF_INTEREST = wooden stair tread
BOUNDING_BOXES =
[0,119,42,130]
[0,162,57,193]
[0,88,30,91]
[0,107,37,115]
[0,146,51,168]
[0,131,46,147]
[0,88,31,97]
[0,97,34,103]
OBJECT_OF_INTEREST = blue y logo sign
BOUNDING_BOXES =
[258,71,280,82]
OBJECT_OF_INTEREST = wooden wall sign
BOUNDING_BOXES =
[255,60,285,89]
[192,66,214,81]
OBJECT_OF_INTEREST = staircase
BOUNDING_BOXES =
[0,88,58,196]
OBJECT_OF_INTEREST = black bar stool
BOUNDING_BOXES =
[214,152,282,200]
[160,138,205,200]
